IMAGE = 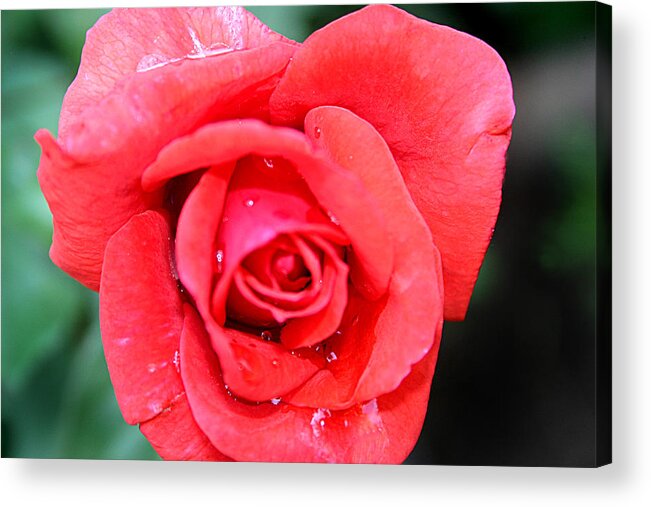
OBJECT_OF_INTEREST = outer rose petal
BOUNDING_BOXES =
[37,41,297,290]
[59,6,296,137]
[99,209,184,424]
[269,4,515,320]
[181,303,442,463]
[100,209,227,461]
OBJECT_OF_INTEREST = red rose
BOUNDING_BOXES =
[36,5,514,463]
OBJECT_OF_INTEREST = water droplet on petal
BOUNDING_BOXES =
[137,53,178,72]
[310,408,332,438]
[216,249,224,273]
[185,26,234,59]
[361,399,384,432]
[147,363,157,373]
[271,359,279,367]
[244,198,255,207]
[260,330,273,341]
[149,402,163,413]
[314,126,321,139]
[172,350,181,372]
[270,397,282,405]
[263,158,274,168]
[116,337,131,346]
[326,210,340,225]
[326,351,338,363]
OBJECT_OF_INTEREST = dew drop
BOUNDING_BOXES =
[172,350,181,373]
[147,363,157,373]
[361,399,384,432]
[136,53,178,72]
[263,158,274,168]
[116,337,131,346]
[185,26,235,59]
[203,43,233,57]
[149,402,163,413]
[270,397,282,405]
[216,249,224,274]
[244,198,255,207]
[310,408,332,438]
[271,359,279,367]
[313,126,321,139]
[343,419,350,428]
[187,27,205,57]
[326,351,338,363]
[326,210,340,225]
[260,330,273,341]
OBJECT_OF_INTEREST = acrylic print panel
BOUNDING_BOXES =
[0,2,611,466]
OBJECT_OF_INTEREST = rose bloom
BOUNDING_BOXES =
[36,5,514,463]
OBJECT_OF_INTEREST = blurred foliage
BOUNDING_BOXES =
[2,4,601,464]
[2,8,157,459]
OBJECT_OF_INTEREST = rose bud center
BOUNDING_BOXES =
[271,250,310,289]
[213,155,350,350]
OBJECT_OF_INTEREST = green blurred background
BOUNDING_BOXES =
[1,4,606,464]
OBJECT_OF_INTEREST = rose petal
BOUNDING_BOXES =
[59,6,296,138]
[99,209,185,424]
[269,4,514,320]
[283,106,445,409]
[139,392,232,461]
[37,42,296,290]
[207,322,324,403]
[181,303,442,463]
[175,164,235,316]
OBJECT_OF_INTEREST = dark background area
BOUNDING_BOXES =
[1,3,609,465]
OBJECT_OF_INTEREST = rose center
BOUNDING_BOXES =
[271,250,310,289]
[211,155,350,345]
